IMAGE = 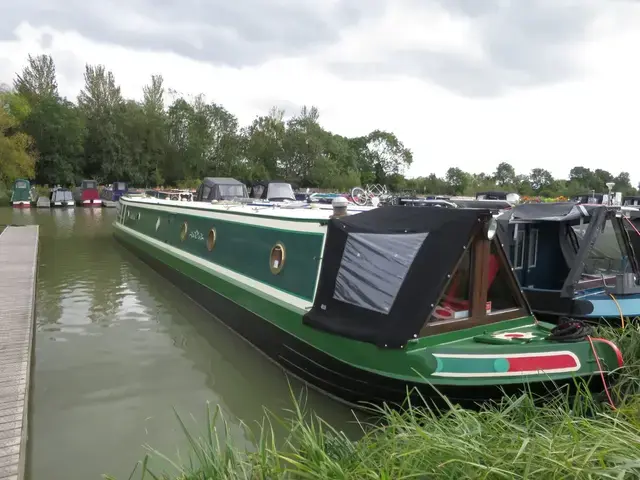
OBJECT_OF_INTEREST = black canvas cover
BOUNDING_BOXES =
[451,199,512,211]
[199,177,248,201]
[500,202,602,223]
[303,206,491,347]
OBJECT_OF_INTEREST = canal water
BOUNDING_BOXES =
[0,208,355,480]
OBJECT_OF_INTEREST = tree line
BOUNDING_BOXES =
[0,54,636,199]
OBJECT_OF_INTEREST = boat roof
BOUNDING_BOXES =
[202,177,245,186]
[120,195,374,221]
[498,202,602,223]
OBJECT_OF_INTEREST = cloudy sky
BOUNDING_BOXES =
[0,0,639,184]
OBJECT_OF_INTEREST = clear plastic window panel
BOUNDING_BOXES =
[333,232,428,314]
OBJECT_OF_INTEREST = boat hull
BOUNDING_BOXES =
[114,223,615,408]
[523,287,640,323]
[11,202,31,208]
[80,199,102,207]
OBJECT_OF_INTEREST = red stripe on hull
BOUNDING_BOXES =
[12,203,31,208]
[508,354,577,372]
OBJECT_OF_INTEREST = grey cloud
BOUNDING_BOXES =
[330,0,627,96]
[0,0,386,67]
[0,0,635,97]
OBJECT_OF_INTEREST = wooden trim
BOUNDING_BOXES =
[422,308,529,335]
[470,237,489,318]
[418,220,533,338]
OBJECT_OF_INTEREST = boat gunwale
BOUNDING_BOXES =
[119,195,361,223]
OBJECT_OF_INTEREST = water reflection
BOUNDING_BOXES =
[0,207,355,480]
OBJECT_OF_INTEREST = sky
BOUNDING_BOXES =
[0,0,639,184]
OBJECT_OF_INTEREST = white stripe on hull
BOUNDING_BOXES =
[114,223,313,312]
[120,199,327,233]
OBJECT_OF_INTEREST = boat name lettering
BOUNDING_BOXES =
[189,230,205,241]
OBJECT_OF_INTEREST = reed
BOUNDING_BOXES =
[111,323,640,480]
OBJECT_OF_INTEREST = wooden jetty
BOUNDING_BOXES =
[0,226,39,480]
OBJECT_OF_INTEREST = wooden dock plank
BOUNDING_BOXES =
[0,226,38,480]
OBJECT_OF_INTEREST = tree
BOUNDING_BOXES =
[14,54,58,103]
[493,162,516,186]
[78,64,126,182]
[22,97,85,185]
[0,92,36,184]
[445,167,470,195]
[528,168,554,193]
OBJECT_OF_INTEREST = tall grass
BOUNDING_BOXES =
[110,324,640,480]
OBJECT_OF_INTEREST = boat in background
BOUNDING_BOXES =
[74,179,101,207]
[249,180,296,203]
[50,187,75,207]
[145,189,194,201]
[113,188,622,408]
[10,179,33,208]
[195,177,249,202]
[497,202,640,322]
[101,181,128,207]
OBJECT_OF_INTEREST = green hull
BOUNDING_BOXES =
[114,198,623,406]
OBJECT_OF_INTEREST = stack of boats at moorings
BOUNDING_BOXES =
[112,176,622,408]
[497,201,640,323]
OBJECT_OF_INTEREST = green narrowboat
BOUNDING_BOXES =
[11,179,32,208]
[113,191,623,408]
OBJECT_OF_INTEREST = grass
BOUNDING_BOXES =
[109,323,640,480]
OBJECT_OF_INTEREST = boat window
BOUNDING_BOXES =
[528,228,539,268]
[207,228,217,251]
[333,232,428,314]
[202,185,212,200]
[266,183,295,201]
[430,246,473,322]
[180,222,188,241]
[487,241,520,313]
[15,181,27,188]
[576,218,631,284]
[270,243,286,274]
[115,182,126,190]
[251,185,265,198]
[155,217,161,231]
[84,181,97,189]
[513,229,525,269]
[219,184,247,199]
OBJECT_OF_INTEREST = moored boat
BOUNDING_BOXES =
[101,181,128,207]
[10,179,33,208]
[497,202,640,322]
[249,180,296,203]
[74,179,101,207]
[50,187,75,207]
[113,194,622,408]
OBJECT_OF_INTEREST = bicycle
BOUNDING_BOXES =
[350,184,392,206]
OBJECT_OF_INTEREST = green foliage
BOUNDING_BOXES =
[0,91,36,185]
[3,54,638,198]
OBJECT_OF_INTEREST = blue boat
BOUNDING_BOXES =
[101,181,128,202]
[497,202,640,322]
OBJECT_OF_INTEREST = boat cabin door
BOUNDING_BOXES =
[512,224,539,287]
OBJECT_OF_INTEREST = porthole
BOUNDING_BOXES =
[136,212,141,221]
[180,222,188,241]
[207,228,217,251]
[269,242,286,275]
[155,217,161,231]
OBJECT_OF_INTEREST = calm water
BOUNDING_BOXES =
[0,207,354,480]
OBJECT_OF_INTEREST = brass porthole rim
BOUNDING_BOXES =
[269,242,286,275]
[207,227,217,251]
[180,221,188,241]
